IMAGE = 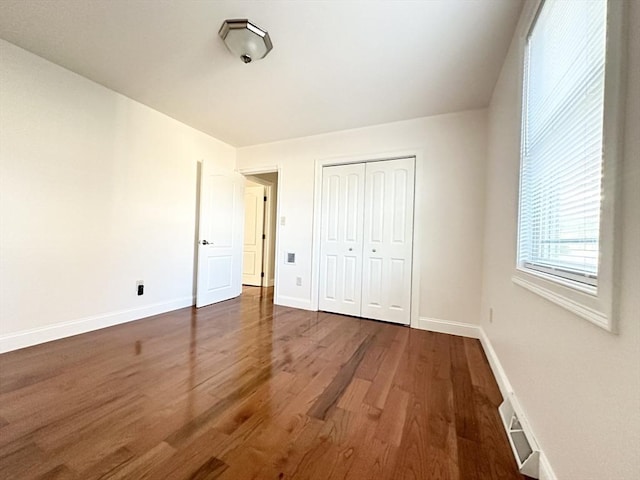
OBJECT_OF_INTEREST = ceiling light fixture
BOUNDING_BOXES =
[218,19,273,64]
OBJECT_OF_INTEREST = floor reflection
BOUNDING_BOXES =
[184,286,276,423]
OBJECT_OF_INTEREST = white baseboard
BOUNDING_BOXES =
[538,453,557,480]
[479,328,557,480]
[0,296,195,353]
[415,316,481,338]
[275,295,315,311]
[477,328,513,399]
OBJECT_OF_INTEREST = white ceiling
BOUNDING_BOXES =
[0,0,523,147]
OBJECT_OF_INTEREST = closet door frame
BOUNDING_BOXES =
[310,150,423,329]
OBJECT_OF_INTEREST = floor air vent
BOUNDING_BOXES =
[499,395,540,478]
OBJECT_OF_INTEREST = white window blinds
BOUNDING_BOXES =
[518,0,607,287]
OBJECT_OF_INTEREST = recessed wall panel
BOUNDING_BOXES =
[209,178,235,247]
[325,255,338,300]
[207,255,233,291]
[327,175,340,242]
[243,251,256,275]
[244,195,259,245]
[343,255,357,303]
[389,258,405,309]
[345,173,360,242]
[393,169,408,244]
[370,171,385,243]
[367,257,383,307]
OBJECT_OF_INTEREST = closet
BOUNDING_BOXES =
[318,157,415,325]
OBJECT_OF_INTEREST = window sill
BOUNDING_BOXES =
[511,269,613,332]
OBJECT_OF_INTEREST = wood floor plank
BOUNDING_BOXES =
[307,334,374,420]
[98,442,175,480]
[77,446,135,480]
[363,327,409,409]
[451,335,481,443]
[0,286,527,480]
[336,377,371,412]
[345,435,398,480]
[35,464,76,480]
[274,414,326,478]
[464,336,504,406]
[144,426,229,480]
[374,385,410,446]
[186,456,228,480]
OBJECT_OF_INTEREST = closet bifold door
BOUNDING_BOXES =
[361,158,415,325]
[318,163,366,317]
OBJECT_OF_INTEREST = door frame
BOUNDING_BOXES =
[244,177,276,288]
[311,150,423,329]
[238,166,282,298]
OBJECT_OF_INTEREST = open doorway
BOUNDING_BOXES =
[242,172,278,300]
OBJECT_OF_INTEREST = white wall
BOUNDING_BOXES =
[237,110,488,324]
[480,1,640,478]
[0,40,236,350]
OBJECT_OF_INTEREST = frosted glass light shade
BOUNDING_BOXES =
[219,19,273,64]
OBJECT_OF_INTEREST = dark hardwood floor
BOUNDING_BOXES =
[0,287,526,479]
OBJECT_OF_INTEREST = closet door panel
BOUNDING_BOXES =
[366,256,384,307]
[361,158,415,324]
[323,254,338,300]
[318,163,365,316]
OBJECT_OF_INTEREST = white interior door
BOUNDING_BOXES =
[319,163,365,317]
[242,182,265,286]
[196,164,244,308]
[361,158,415,324]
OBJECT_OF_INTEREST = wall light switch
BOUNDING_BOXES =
[280,216,286,226]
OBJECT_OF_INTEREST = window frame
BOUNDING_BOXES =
[512,0,626,333]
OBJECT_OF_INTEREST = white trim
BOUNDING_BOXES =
[478,328,513,398]
[263,183,275,288]
[538,453,558,480]
[237,165,280,176]
[416,316,480,339]
[275,295,315,311]
[310,149,424,329]
[243,175,277,288]
[479,328,557,480]
[0,296,195,353]
[517,265,597,296]
[512,274,611,331]
[512,0,626,335]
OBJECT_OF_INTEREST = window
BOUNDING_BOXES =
[514,0,624,331]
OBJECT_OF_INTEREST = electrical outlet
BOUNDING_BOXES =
[136,280,144,296]
[489,307,494,323]
[296,277,302,286]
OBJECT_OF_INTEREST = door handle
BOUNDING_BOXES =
[372,249,377,253]
[201,240,212,245]
[348,248,353,251]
